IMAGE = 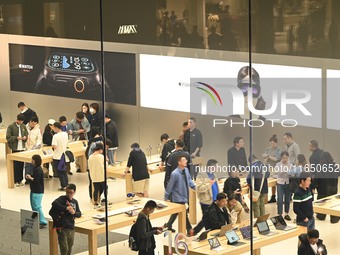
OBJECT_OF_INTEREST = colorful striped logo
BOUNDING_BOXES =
[195,82,223,106]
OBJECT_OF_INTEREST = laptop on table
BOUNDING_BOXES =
[239,225,260,240]
[271,215,296,231]
[235,219,251,230]
[225,230,246,246]
[210,223,234,237]
[256,221,278,236]
[193,229,211,242]
[253,213,270,227]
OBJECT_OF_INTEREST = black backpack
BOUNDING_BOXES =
[49,206,66,228]
[128,220,139,251]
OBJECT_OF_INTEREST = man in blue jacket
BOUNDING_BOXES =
[164,156,195,235]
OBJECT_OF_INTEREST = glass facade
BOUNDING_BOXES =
[0,0,339,254]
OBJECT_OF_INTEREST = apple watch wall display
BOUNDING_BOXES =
[9,44,137,105]
[34,53,114,101]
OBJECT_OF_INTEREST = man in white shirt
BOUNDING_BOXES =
[52,122,69,191]
[24,116,43,184]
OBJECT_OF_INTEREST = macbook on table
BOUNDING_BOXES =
[271,215,297,231]
[210,223,234,237]
[256,221,278,236]
[253,213,270,227]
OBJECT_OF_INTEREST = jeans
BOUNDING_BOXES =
[167,202,192,233]
[57,228,75,255]
[54,159,68,188]
[297,217,315,231]
[30,192,47,225]
[193,203,210,234]
[138,249,154,255]
[24,163,33,184]
[13,150,25,183]
[252,193,266,218]
[107,148,116,165]
[93,181,107,203]
[277,184,291,215]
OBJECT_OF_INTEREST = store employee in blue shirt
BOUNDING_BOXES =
[164,156,195,235]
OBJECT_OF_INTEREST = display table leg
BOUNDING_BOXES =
[48,221,58,255]
[7,159,14,189]
[5,144,11,156]
[178,204,187,234]
[189,189,197,224]
[125,174,133,194]
[254,248,261,255]
[88,231,98,255]
[80,156,87,172]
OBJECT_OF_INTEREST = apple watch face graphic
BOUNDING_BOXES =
[36,52,104,95]
[10,44,137,104]
[43,53,99,93]
[47,54,96,73]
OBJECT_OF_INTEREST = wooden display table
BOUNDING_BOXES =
[0,128,11,155]
[6,141,87,188]
[107,156,204,225]
[189,177,277,224]
[164,226,306,255]
[106,156,204,194]
[313,194,340,217]
[48,198,186,255]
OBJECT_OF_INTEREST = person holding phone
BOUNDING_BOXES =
[25,154,48,228]
[135,200,163,255]
[6,113,28,186]
[50,184,81,255]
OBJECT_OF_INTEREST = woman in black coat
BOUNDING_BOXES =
[25,154,48,228]
[88,103,103,139]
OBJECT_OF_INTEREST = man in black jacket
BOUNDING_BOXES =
[227,136,248,172]
[164,140,192,189]
[205,193,231,230]
[298,229,327,255]
[18,102,37,125]
[136,200,163,255]
[105,113,119,164]
[160,133,175,164]
[308,140,323,166]
[50,183,81,255]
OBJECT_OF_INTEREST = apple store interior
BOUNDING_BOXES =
[0,0,340,254]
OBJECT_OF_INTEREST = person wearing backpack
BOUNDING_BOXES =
[49,183,81,255]
[246,154,270,218]
[131,200,163,255]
